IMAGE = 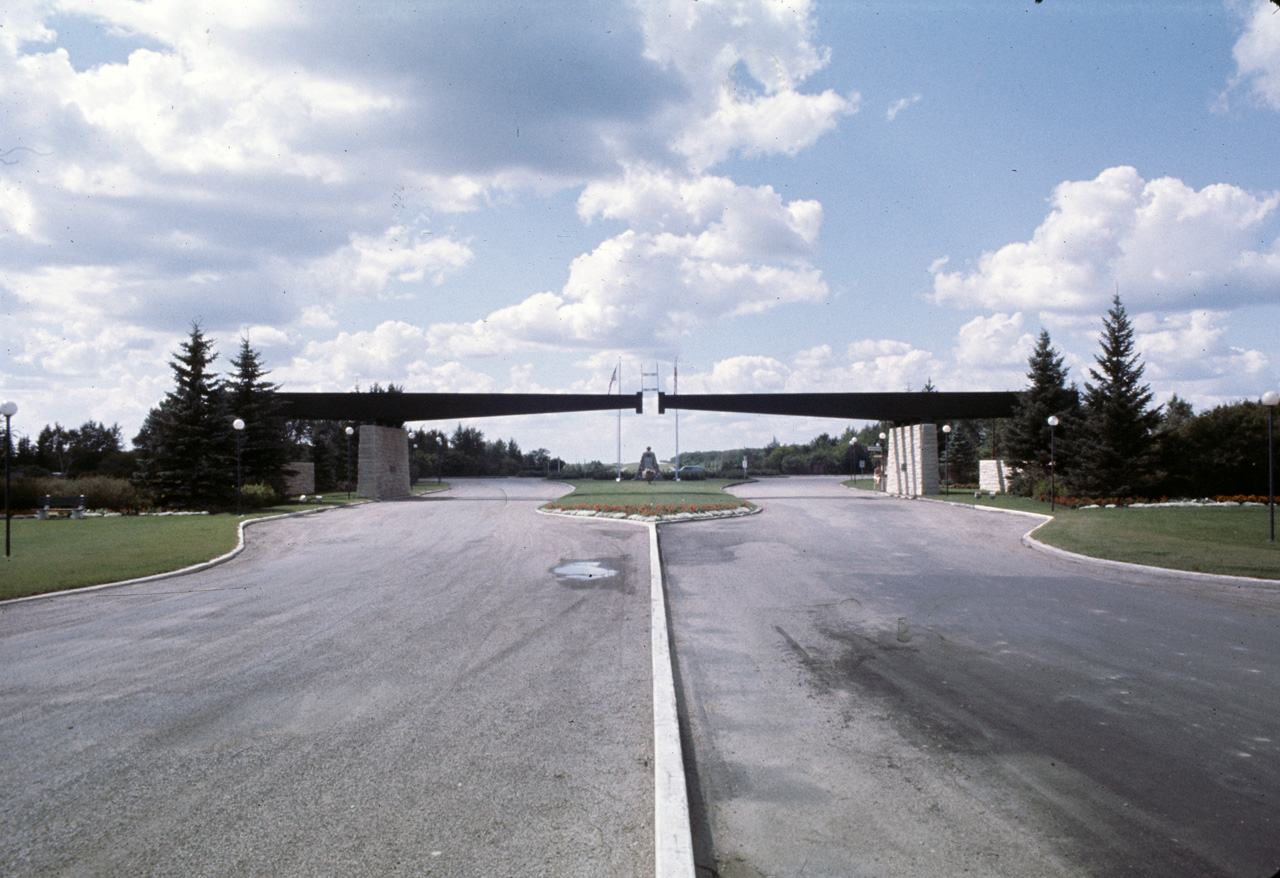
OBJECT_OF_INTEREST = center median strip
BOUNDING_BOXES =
[537,508,696,877]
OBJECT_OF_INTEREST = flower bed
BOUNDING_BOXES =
[1034,493,1273,510]
[543,500,757,521]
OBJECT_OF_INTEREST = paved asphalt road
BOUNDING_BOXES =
[661,477,1280,878]
[0,480,654,877]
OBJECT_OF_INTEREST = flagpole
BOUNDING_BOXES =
[673,358,680,481]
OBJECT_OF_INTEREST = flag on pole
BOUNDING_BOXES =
[607,365,618,394]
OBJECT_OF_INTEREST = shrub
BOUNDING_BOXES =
[239,482,280,508]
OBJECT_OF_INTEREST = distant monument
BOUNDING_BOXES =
[636,446,661,482]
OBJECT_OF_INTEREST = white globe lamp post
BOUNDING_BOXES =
[1263,391,1279,542]
[1047,415,1060,512]
[232,418,246,516]
[2,401,17,558]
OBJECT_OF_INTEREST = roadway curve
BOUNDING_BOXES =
[0,480,654,877]
[660,477,1280,877]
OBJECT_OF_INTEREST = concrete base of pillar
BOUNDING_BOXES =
[357,425,411,500]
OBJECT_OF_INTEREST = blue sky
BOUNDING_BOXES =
[3,0,1279,464]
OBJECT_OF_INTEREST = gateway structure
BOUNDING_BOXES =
[274,390,1018,499]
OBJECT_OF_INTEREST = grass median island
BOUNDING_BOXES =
[544,477,754,518]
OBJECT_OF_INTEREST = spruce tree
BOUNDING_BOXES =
[1070,295,1161,497]
[136,324,233,507]
[940,422,979,485]
[1006,330,1079,491]
[227,338,289,495]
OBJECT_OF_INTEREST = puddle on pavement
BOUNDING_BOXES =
[553,560,618,581]
[552,559,630,592]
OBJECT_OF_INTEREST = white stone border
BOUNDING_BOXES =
[0,505,350,605]
[913,496,1280,586]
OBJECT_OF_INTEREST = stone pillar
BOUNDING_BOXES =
[357,425,411,500]
[884,423,939,497]
[979,460,1018,493]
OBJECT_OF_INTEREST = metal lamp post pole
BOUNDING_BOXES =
[1047,415,1059,512]
[1263,391,1279,542]
[232,418,245,516]
[2,401,16,558]
[878,432,887,491]
[941,424,951,496]
[345,425,354,499]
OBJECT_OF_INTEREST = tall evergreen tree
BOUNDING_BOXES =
[227,338,289,494]
[1070,295,1161,496]
[135,324,233,507]
[1006,330,1079,490]
[940,422,979,485]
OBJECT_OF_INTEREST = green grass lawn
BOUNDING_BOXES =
[919,491,1280,580]
[1,484,454,601]
[412,481,451,495]
[544,478,753,514]
[1034,506,1279,580]
[2,513,259,601]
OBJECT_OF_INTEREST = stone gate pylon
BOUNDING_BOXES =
[883,423,939,497]
[357,425,411,500]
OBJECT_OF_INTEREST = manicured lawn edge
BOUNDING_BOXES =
[2,504,349,605]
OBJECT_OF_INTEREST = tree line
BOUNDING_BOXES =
[663,296,1277,501]
[1003,295,1277,500]
[8,302,1273,509]
[5,324,569,510]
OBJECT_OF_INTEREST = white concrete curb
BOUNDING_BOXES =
[648,521,696,878]
[1,505,346,605]
[913,495,1280,587]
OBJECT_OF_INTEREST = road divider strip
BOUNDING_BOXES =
[536,508,697,877]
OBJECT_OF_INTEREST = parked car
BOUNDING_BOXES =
[675,465,706,479]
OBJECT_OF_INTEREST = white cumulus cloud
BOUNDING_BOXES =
[1231,0,1280,111]
[931,166,1280,315]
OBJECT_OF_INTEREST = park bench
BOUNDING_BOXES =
[38,494,88,520]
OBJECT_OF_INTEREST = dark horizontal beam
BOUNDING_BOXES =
[275,392,643,423]
[657,391,1019,422]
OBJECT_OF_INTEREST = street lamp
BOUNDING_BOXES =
[345,425,355,499]
[878,432,887,491]
[941,424,951,496]
[232,418,245,517]
[1047,415,1059,512]
[2,400,16,558]
[1263,391,1279,542]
